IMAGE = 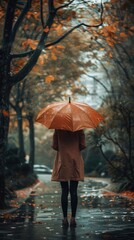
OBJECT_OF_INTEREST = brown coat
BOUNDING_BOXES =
[51,130,86,182]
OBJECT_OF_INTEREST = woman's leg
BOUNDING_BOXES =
[70,181,78,219]
[60,181,69,219]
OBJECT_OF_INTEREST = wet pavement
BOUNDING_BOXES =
[0,177,134,240]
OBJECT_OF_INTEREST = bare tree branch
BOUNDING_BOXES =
[86,74,110,93]
[10,50,34,59]
[10,0,32,45]
[104,133,128,162]
[40,0,45,28]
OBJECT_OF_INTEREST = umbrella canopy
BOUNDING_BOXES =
[35,98,104,132]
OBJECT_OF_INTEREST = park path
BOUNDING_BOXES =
[0,177,134,240]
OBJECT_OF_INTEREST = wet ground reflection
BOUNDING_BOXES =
[0,179,134,239]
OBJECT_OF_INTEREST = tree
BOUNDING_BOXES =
[85,37,134,185]
[10,81,26,164]
[0,0,103,208]
[85,48,134,184]
[81,0,134,185]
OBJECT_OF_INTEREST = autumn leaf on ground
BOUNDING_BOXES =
[3,213,13,219]
[121,191,134,199]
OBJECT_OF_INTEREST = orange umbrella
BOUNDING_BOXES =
[35,98,104,132]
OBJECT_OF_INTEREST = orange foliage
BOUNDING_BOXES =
[95,1,134,47]
[22,39,38,49]
[26,11,40,20]
[11,59,27,73]
[46,45,64,61]
[32,65,40,73]
[100,48,105,51]
[0,109,9,117]
[120,32,128,38]
[130,26,134,31]
[0,10,4,19]
[3,110,9,117]
[51,53,57,61]
[38,55,45,65]
[44,26,50,33]
[56,45,65,49]
[55,24,63,36]
[45,75,55,83]
[109,52,113,58]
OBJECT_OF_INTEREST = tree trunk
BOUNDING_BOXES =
[28,114,35,171]
[17,107,25,164]
[0,48,11,209]
[0,0,17,209]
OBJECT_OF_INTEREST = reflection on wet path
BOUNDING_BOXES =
[79,180,134,239]
[0,179,134,239]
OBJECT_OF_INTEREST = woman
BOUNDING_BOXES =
[51,129,86,227]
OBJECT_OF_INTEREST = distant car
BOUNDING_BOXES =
[33,164,53,174]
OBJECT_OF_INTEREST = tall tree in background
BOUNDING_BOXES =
[0,0,103,208]
[9,81,26,164]
[84,0,134,183]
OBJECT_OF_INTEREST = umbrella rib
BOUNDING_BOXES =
[48,104,69,129]
[72,103,103,128]
[70,104,74,131]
